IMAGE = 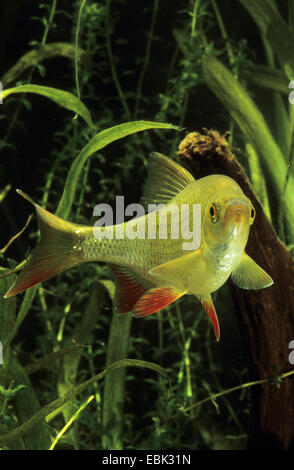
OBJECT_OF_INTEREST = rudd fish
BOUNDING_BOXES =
[4,152,273,340]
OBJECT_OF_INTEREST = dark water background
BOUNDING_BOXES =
[0,0,290,450]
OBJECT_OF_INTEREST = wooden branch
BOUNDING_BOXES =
[178,129,294,449]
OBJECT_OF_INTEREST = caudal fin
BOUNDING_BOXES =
[4,190,82,298]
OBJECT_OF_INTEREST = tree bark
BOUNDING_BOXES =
[178,129,294,449]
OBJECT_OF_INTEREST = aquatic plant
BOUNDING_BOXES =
[0,0,293,451]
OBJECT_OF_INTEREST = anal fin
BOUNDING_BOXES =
[198,294,220,342]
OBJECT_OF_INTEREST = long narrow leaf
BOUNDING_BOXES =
[4,354,52,449]
[2,84,93,127]
[56,120,179,219]
[0,268,17,342]
[1,43,86,88]
[240,65,289,95]
[203,54,294,240]
[239,0,294,78]
[0,358,171,447]
[4,287,38,348]
[245,141,271,220]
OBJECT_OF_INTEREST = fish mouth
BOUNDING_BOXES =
[224,199,250,225]
[223,200,250,241]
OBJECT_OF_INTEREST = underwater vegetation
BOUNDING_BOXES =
[0,0,293,451]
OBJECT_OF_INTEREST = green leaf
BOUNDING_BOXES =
[56,281,107,447]
[56,120,179,219]
[245,141,271,221]
[2,84,92,127]
[102,312,132,450]
[0,184,12,204]
[239,0,294,79]
[1,42,86,88]
[0,384,26,398]
[0,271,51,449]
[0,358,172,448]
[240,65,289,95]
[202,54,294,240]
[1,354,52,450]
[4,287,38,348]
[0,268,17,343]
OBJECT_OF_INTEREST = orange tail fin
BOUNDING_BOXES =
[4,190,82,298]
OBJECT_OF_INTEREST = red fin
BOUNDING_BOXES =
[4,190,81,298]
[108,264,154,314]
[198,295,220,341]
[133,287,186,318]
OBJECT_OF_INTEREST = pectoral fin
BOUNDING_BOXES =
[198,294,220,342]
[133,286,186,318]
[149,250,203,285]
[231,253,273,290]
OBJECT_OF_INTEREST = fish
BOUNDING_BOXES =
[4,152,273,340]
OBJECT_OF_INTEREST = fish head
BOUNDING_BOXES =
[202,179,255,254]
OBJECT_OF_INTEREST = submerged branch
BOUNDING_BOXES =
[178,129,294,449]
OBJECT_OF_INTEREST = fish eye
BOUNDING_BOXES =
[250,206,255,222]
[209,203,218,223]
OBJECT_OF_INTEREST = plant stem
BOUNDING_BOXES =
[211,0,235,66]
[0,358,170,447]
[183,370,294,415]
[175,303,193,410]
[134,0,159,119]
[41,0,57,46]
[102,313,132,450]
[49,395,94,450]
[105,0,131,119]
[74,0,86,103]
[205,318,245,434]
[158,369,294,434]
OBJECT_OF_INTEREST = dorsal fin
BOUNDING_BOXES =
[141,152,194,208]
[108,263,154,314]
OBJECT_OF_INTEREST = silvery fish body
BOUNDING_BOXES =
[5,153,273,340]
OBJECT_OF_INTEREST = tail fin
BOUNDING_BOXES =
[4,190,82,298]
